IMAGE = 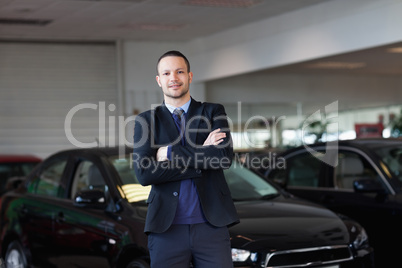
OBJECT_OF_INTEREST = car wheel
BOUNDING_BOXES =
[4,241,28,268]
[125,259,150,268]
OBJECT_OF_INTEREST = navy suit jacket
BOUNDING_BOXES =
[133,98,239,234]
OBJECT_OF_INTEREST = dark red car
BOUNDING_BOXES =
[0,155,41,194]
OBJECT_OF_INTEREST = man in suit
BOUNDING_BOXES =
[133,50,239,268]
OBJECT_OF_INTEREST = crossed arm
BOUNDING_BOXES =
[156,128,226,161]
[133,106,233,186]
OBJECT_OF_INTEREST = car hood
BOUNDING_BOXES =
[230,197,349,251]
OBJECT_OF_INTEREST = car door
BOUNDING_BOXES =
[19,154,69,266]
[49,157,115,268]
[267,146,396,235]
[267,148,332,203]
[319,148,398,266]
[326,149,395,221]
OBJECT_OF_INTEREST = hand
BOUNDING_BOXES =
[203,128,226,146]
[156,146,168,161]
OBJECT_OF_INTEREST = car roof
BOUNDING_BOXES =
[51,146,133,158]
[0,154,42,163]
[282,138,402,153]
[272,138,402,163]
[341,138,402,149]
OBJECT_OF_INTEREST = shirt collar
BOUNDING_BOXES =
[165,98,191,114]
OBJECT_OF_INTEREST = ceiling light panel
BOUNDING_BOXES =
[387,47,402,53]
[0,18,52,26]
[68,0,145,2]
[120,23,186,31]
[306,61,367,69]
[182,0,262,8]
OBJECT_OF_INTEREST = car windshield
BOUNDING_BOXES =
[372,145,402,184]
[108,155,279,203]
[108,155,151,203]
[223,162,279,201]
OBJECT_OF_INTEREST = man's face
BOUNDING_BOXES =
[156,56,193,102]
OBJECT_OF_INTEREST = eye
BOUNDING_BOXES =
[163,72,170,76]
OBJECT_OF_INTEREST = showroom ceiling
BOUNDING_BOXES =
[0,0,401,76]
[0,0,331,41]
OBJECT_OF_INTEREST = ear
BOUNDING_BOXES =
[189,72,193,84]
[156,75,162,87]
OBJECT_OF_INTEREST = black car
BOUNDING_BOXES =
[262,138,402,267]
[0,147,374,268]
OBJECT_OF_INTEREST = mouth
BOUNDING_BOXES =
[169,83,182,89]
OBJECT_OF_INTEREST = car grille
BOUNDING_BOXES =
[265,245,353,267]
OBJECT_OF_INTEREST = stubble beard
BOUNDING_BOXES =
[164,85,190,100]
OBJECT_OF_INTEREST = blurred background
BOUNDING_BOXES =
[1,0,402,158]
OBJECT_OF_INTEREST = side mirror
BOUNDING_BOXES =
[353,178,384,193]
[272,179,286,188]
[74,189,107,210]
[265,169,287,189]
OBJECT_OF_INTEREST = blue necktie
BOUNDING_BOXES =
[171,108,205,225]
[173,108,185,145]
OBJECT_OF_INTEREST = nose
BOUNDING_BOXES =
[170,72,178,81]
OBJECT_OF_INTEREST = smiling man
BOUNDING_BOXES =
[133,50,239,268]
[156,54,192,104]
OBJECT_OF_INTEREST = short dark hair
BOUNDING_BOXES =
[156,50,190,75]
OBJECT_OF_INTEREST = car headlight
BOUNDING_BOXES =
[353,227,369,249]
[231,248,250,262]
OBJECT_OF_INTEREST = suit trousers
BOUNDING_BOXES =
[147,223,233,268]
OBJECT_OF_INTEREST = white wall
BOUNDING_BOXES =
[187,0,402,82]
[122,0,402,125]
[206,73,402,115]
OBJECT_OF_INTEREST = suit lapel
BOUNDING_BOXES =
[155,104,180,144]
[154,99,204,146]
[186,98,204,144]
